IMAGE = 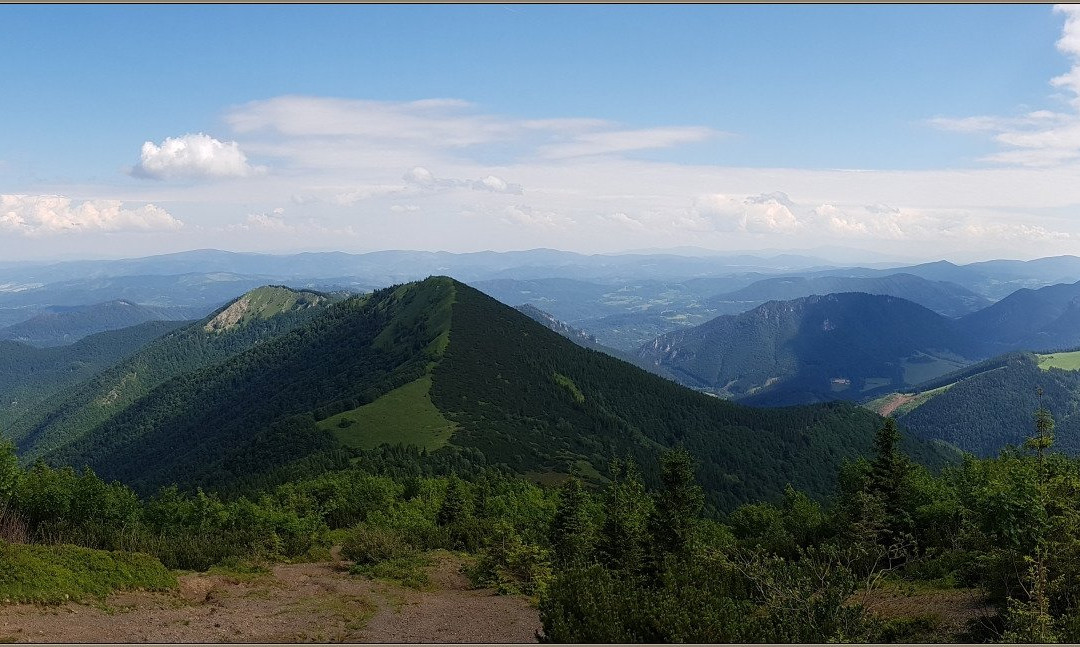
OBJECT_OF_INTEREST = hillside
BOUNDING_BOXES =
[35,277,956,512]
[637,292,981,405]
[869,350,1080,456]
[0,300,201,347]
[0,321,184,431]
[958,280,1080,353]
[9,286,335,461]
[707,273,991,318]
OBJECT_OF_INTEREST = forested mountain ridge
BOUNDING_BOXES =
[8,286,336,461]
[0,321,185,431]
[958,279,1080,353]
[706,273,991,318]
[637,292,980,405]
[21,277,956,512]
[869,350,1080,457]
[0,300,200,347]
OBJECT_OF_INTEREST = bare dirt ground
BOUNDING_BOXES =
[854,585,995,640]
[875,393,915,417]
[0,552,541,643]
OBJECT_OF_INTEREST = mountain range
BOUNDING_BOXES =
[634,279,1080,406]
[4,278,957,512]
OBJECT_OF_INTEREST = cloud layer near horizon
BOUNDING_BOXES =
[0,194,182,236]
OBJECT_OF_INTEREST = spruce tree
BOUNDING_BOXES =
[867,418,914,557]
[597,457,652,571]
[648,448,704,560]
[550,477,594,568]
[437,475,471,527]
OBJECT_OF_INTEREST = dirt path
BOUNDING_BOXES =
[0,552,541,643]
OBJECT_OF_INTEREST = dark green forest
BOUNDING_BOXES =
[893,352,1080,456]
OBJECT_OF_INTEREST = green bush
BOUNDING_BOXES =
[341,524,415,565]
[470,522,551,596]
[0,541,176,604]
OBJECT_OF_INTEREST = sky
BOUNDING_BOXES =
[2,4,1080,263]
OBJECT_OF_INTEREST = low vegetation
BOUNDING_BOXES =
[4,402,1079,642]
[0,542,175,604]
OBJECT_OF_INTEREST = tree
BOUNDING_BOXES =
[436,475,471,528]
[597,458,652,571]
[648,448,704,561]
[1004,404,1058,643]
[550,477,593,568]
[0,439,18,505]
[867,418,915,554]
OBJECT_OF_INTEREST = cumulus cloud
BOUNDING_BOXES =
[390,204,420,213]
[403,166,437,186]
[132,133,263,180]
[931,5,1080,167]
[692,192,800,234]
[602,212,647,231]
[0,194,182,236]
[471,175,523,194]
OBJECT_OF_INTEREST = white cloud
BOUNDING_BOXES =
[225,96,718,166]
[501,204,573,230]
[331,184,409,206]
[930,6,1080,167]
[471,175,523,194]
[602,212,647,231]
[390,204,420,213]
[692,192,800,234]
[132,133,263,180]
[403,166,436,186]
[402,167,522,194]
[0,194,182,236]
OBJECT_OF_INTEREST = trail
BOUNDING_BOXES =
[0,552,541,643]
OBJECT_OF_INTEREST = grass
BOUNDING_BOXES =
[206,557,274,583]
[0,541,176,604]
[553,372,585,404]
[1037,350,1080,371]
[901,354,969,386]
[349,553,434,591]
[861,377,892,393]
[320,374,456,451]
[283,592,377,634]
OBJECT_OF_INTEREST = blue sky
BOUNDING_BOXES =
[2,4,1080,262]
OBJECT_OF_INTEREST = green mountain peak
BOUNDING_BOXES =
[203,285,330,334]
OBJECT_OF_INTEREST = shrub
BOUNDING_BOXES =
[0,541,176,604]
[341,524,414,565]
